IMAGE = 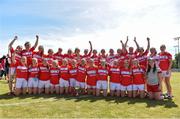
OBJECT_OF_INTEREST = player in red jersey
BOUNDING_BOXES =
[73,48,82,64]
[50,60,60,94]
[96,59,109,97]
[124,36,139,59]
[64,49,74,65]
[82,41,92,60]
[69,59,77,95]
[132,59,146,98]
[33,45,44,64]
[59,59,69,95]
[28,58,39,94]
[91,49,99,66]
[86,59,97,95]
[121,60,133,98]
[8,36,23,95]
[107,49,116,67]
[13,56,28,96]
[53,48,64,66]
[109,60,121,97]
[158,45,173,98]
[21,35,39,66]
[43,49,54,65]
[38,59,50,94]
[135,37,150,69]
[98,49,107,61]
[76,59,87,95]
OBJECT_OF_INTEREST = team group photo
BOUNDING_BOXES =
[0,0,180,118]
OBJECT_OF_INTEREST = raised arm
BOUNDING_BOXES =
[88,41,93,56]
[32,35,39,49]
[125,36,129,48]
[146,37,150,52]
[134,37,140,51]
[120,40,128,53]
[8,36,18,49]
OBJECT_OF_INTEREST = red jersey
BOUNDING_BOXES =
[98,54,107,60]
[59,66,69,80]
[121,68,133,86]
[28,66,39,78]
[33,51,43,64]
[39,64,50,81]
[10,48,22,63]
[21,47,35,66]
[76,65,86,82]
[86,67,97,86]
[91,55,99,66]
[118,55,129,68]
[53,53,64,66]
[43,54,53,64]
[132,65,146,85]
[158,52,172,71]
[69,66,77,79]
[97,66,109,81]
[50,67,60,85]
[15,63,28,80]
[73,54,82,63]
[109,66,121,83]
[135,50,148,69]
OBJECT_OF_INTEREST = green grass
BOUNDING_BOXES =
[0,73,180,118]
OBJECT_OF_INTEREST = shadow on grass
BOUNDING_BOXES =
[0,93,178,108]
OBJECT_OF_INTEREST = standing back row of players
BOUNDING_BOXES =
[8,36,172,99]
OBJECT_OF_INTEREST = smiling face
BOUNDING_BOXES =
[62,59,68,66]
[32,58,38,67]
[16,45,23,53]
[52,60,58,68]
[109,49,114,54]
[124,60,130,68]
[93,49,97,55]
[80,59,86,66]
[38,45,44,53]
[132,59,138,67]
[129,47,134,53]
[42,59,48,66]
[48,49,54,55]
[101,49,105,55]
[150,47,156,54]
[100,60,106,67]
[160,45,166,52]
[24,42,31,50]
[84,49,88,55]
[21,56,27,65]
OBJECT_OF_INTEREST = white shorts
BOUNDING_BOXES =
[110,82,121,91]
[132,84,145,91]
[28,78,39,88]
[96,80,108,90]
[162,71,171,78]
[59,78,69,87]
[38,80,50,88]
[69,78,76,87]
[87,85,96,89]
[121,85,133,91]
[50,83,59,87]
[76,81,85,88]
[9,67,16,75]
[16,78,27,88]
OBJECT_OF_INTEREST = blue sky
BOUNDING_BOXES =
[0,0,180,56]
